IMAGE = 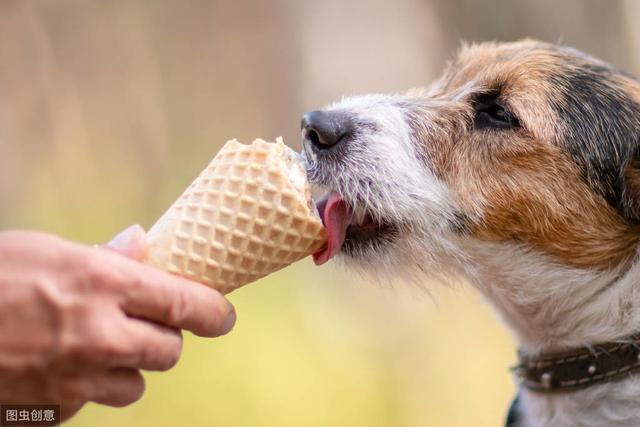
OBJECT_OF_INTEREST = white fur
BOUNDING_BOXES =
[308,94,640,427]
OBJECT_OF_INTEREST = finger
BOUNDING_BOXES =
[122,276,237,337]
[87,249,236,336]
[91,368,145,407]
[103,224,147,260]
[114,318,183,371]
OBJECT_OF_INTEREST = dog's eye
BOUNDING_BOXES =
[473,95,520,130]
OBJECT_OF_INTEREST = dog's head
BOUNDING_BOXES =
[303,40,640,282]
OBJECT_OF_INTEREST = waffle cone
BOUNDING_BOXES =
[145,138,327,294]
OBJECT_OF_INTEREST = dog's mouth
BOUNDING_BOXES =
[312,191,394,265]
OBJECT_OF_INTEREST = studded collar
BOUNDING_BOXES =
[511,334,640,392]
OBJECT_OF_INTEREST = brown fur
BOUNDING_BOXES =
[412,40,640,269]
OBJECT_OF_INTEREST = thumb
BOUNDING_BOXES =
[105,224,147,260]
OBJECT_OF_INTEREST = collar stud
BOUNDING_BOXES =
[541,372,552,389]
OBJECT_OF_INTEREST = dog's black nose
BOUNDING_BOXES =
[301,110,353,150]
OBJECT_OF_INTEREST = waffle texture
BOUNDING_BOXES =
[145,138,327,294]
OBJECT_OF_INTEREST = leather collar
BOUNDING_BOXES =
[512,334,640,392]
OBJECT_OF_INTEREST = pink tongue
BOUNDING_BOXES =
[313,192,350,265]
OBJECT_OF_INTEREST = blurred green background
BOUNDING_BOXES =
[1,1,639,426]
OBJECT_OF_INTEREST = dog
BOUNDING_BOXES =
[301,39,640,427]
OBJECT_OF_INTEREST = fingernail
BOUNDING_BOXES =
[107,224,144,250]
[221,306,236,334]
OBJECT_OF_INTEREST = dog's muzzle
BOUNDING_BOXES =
[299,100,435,267]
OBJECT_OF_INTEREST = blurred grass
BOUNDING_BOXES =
[3,1,637,426]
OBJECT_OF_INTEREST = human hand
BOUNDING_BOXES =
[0,225,236,421]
